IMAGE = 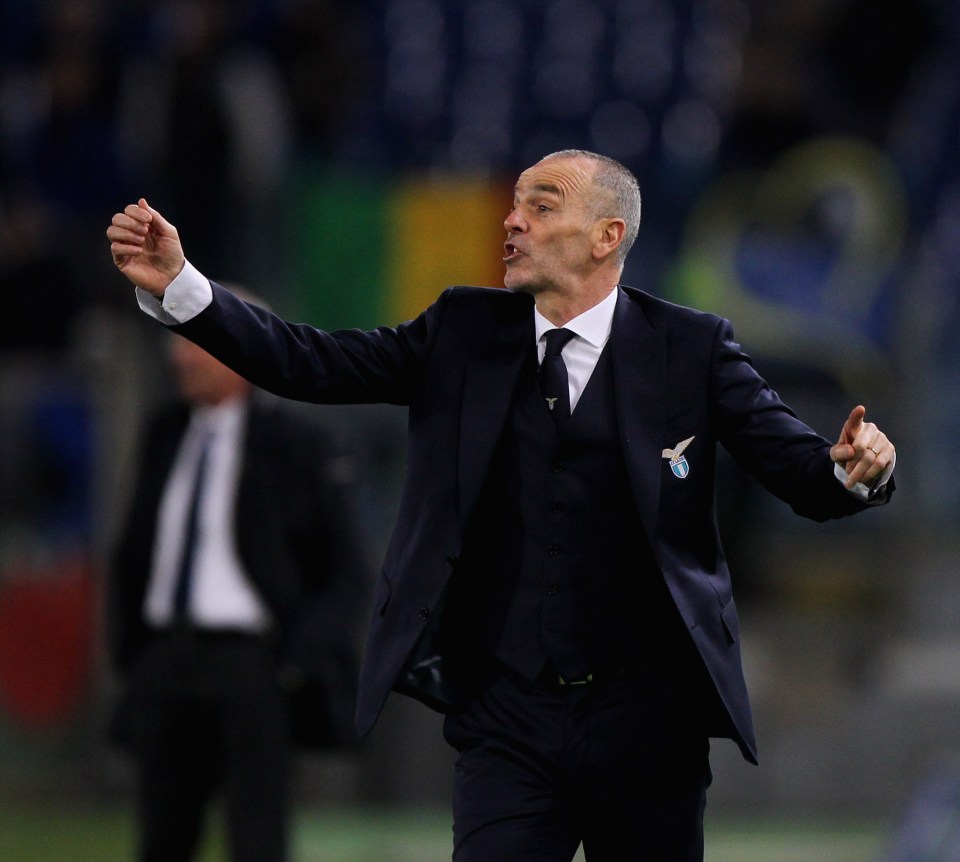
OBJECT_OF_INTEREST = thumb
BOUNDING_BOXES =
[138,197,176,235]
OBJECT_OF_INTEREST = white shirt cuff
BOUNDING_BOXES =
[834,450,896,501]
[135,259,212,324]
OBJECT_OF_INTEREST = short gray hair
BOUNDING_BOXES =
[542,149,642,268]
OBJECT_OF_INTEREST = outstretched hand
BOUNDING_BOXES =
[106,198,185,297]
[830,405,893,490]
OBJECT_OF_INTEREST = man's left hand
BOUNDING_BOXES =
[830,405,894,490]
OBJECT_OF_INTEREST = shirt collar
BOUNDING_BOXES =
[534,286,619,348]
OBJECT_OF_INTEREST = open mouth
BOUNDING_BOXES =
[503,242,523,262]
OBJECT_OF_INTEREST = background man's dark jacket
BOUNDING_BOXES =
[108,392,371,748]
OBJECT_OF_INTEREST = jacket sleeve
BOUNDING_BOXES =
[172,280,454,406]
[709,317,888,521]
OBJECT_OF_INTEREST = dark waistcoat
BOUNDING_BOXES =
[447,340,697,683]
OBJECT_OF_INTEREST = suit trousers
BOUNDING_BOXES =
[123,628,290,862]
[442,665,712,862]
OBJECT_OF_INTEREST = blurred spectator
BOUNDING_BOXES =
[0,0,128,336]
[107,286,371,862]
[0,0,125,211]
[266,0,375,163]
[0,194,79,352]
[114,0,294,283]
[721,0,933,169]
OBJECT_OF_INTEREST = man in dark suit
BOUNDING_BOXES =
[108,149,895,861]
[108,300,370,862]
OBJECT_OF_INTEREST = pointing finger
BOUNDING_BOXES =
[839,404,866,445]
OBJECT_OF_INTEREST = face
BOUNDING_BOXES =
[168,335,249,406]
[502,155,599,295]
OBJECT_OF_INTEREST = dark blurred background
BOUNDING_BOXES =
[0,0,958,850]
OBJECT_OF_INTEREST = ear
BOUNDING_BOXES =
[592,218,627,262]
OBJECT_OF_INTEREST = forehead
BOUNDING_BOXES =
[514,157,593,201]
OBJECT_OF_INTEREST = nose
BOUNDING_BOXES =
[504,207,525,233]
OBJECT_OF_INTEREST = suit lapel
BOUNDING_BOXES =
[610,286,666,550]
[457,296,534,525]
[454,287,665,543]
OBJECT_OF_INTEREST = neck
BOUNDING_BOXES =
[535,282,617,327]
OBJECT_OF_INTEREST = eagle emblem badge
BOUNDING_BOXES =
[662,436,695,479]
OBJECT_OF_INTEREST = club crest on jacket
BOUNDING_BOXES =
[662,436,695,479]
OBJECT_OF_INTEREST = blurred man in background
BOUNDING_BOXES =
[107,287,371,862]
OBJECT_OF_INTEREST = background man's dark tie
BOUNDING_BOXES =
[172,430,212,618]
[538,328,576,431]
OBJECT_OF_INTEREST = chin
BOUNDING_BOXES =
[504,276,540,295]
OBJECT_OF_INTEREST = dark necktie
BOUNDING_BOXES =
[538,328,576,431]
[171,430,212,619]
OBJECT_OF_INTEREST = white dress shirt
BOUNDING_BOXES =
[144,398,272,631]
[534,287,618,414]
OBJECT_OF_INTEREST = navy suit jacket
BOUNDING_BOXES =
[109,392,371,748]
[173,281,892,764]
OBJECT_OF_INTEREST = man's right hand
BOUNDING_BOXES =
[107,198,185,298]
